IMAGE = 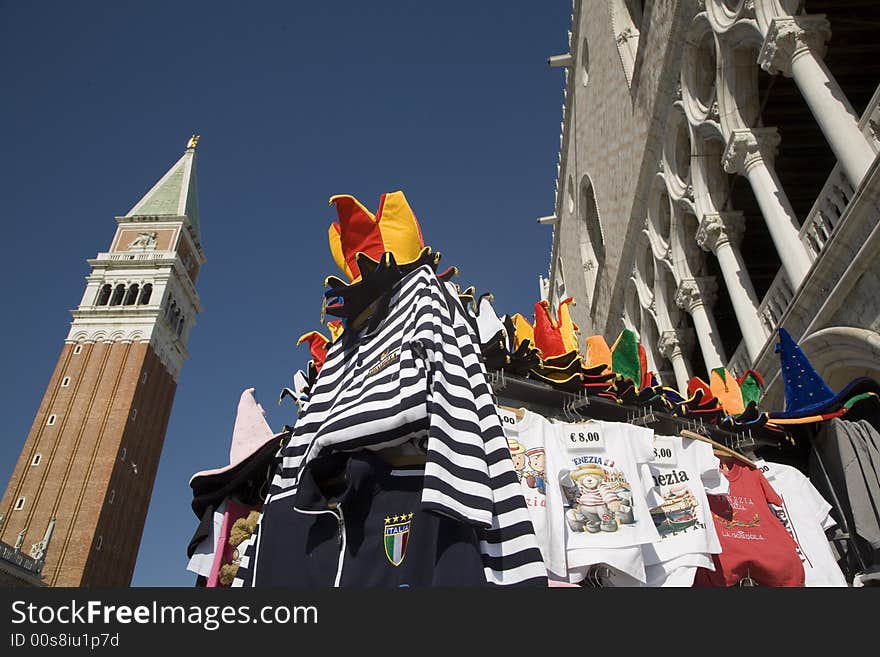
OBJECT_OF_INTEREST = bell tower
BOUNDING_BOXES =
[0,136,206,586]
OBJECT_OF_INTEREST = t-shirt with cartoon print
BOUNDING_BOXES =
[563,546,648,584]
[755,459,847,587]
[544,419,660,579]
[497,406,552,566]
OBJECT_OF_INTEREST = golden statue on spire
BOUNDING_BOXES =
[187,134,200,149]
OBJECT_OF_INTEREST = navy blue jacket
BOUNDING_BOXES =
[253,452,488,587]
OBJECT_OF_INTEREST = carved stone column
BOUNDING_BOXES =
[657,329,694,394]
[722,128,812,287]
[674,277,726,372]
[759,15,875,187]
[696,211,765,361]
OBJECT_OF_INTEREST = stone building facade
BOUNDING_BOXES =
[0,138,205,586]
[544,0,880,408]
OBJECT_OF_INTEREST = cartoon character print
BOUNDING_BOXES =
[508,439,527,482]
[524,448,546,495]
[560,462,635,534]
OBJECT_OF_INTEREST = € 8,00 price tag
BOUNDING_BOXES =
[497,407,518,431]
[651,436,677,465]
[565,425,604,451]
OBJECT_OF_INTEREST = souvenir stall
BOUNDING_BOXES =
[185,191,880,588]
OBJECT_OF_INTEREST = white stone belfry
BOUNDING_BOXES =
[65,138,206,381]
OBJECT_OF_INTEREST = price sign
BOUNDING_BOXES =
[753,459,770,475]
[497,407,518,431]
[651,436,677,465]
[565,425,604,451]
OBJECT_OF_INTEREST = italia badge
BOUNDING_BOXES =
[384,513,413,566]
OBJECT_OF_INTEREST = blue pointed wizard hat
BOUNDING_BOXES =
[769,327,880,419]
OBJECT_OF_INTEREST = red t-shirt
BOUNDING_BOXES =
[695,461,805,587]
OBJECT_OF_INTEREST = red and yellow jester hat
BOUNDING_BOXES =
[511,313,536,351]
[328,191,426,284]
[533,298,580,360]
[326,320,344,343]
[297,330,330,372]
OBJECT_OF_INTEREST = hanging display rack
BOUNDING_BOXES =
[487,369,784,454]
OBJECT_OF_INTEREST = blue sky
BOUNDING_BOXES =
[0,1,571,585]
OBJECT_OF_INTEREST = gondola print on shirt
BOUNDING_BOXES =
[560,461,636,534]
[384,513,414,566]
[648,484,704,538]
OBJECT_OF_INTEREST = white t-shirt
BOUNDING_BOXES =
[497,406,552,566]
[640,435,727,566]
[755,459,847,587]
[565,546,647,584]
[544,419,660,579]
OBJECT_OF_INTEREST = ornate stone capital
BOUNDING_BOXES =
[657,329,694,360]
[758,15,831,77]
[696,212,746,253]
[722,128,781,174]
[674,277,718,313]
[657,330,680,359]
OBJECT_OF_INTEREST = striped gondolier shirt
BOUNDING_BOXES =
[576,487,620,507]
[234,266,545,587]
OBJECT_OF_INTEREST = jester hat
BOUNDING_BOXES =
[737,369,765,407]
[323,192,456,320]
[297,330,330,372]
[687,376,716,405]
[584,335,613,375]
[328,191,425,284]
[504,314,541,376]
[709,367,746,417]
[610,329,649,388]
[189,388,284,490]
[511,313,536,351]
[326,320,344,343]
[533,298,580,360]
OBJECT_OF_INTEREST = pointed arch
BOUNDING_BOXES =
[578,174,606,311]
[608,0,644,87]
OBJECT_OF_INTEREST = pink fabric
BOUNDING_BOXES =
[190,388,277,482]
[206,499,253,587]
[548,578,580,587]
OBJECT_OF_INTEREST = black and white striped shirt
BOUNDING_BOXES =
[236,266,545,586]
